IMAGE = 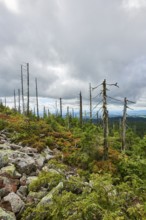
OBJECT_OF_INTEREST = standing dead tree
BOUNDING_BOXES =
[35,78,39,119]
[18,89,21,113]
[21,65,25,114]
[102,79,109,160]
[79,91,83,126]
[14,89,16,111]
[60,98,62,117]
[93,79,119,160]
[89,83,92,122]
[27,63,30,116]
[122,97,135,152]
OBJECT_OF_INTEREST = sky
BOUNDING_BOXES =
[0,0,146,114]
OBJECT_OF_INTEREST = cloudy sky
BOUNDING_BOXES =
[0,0,146,112]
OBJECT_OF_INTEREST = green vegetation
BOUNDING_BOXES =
[0,104,146,219]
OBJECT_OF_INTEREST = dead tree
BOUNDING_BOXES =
[66,106,70,129]
[121,98,135,152]
[72,108,74,118]
[102,79,109,160]
[35,78,39,119]
[92,79,119,160]
[21,65,25,114]
[14,89,16,111]
[122,97,127,151]
[89,83,92,122]
[55,100,58,116]
[18,89,21,113]
[5,97,6,107]
[27,63,30,116]
[80,91,83,126]
[60,98,62,117]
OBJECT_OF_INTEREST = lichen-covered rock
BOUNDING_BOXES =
[17,186,28,198]
[1,177,20,194]
[0,207,16,220]
[3,192,25,213]
[0,150,9,168]
[37,182,63,207]
[27,190,47,201]
[26,176,38,185]
[14,156,37,175]
[10,144,22,150]
[34,154,45,168]
[0,164,16,177]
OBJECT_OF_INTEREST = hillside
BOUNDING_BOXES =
[0,104,146,220]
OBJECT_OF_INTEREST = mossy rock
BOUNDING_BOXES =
[0,207,16,220]
[0,164,16,177]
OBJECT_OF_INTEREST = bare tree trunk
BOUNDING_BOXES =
[35,78,39,119]
[60,98,62,117]
[89,83,92,122]
[5,97,6,107]
[18,89,21,113]
[122,97,127,152]
[21,65,25,114]
[27,63,30,116]
[72,108,74,118]
[14,89,16,111]
[80,91,83,126]
[55,100,58,116]
[102,79,109,160]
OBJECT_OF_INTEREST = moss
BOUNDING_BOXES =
[1,164,16,176]
[29,171,64,192]
[0,207,16,220]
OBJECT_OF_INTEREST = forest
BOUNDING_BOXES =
[0,101,146,220]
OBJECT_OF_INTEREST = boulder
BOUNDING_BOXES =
[0,207,16,220]
[34,154,45,169]
[10,144,22,150]
[0,150,9,168]
[14,156,37,175]
[0,164,16,177]
[37,182,63,207]
[17,186,28,198]
[3,192,25,213]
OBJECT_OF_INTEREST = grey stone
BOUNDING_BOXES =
[34,154,45,168]
[0,151,9,168]
[17,186,28,197]
[37,182,63,207]
[0,164,16,177]
[0,207,16,220]
[3,192,25,213]
[14,156,36,175]
[10,144,22,150]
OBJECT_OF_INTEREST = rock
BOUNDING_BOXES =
[42,167,60,174]
[3,192,25,213]
[10,144,22,150]
[0,143,11,150]
[37,182,63,207]
[20,147,38,154]
[27,191,48,203]
[45,154,54,161]
[14,156,37,175]
[17,186,28,197]
[20,174,27,186]
[26,176,38,185]
[0,140,5,144]
[0,188,9,199]
[34,154,45,169]
[0,151,9,168]
[4,178,20,194]
[0,207,16,220]
[0,164,16,177]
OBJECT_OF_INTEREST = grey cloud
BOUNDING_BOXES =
[0,0,146,106]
